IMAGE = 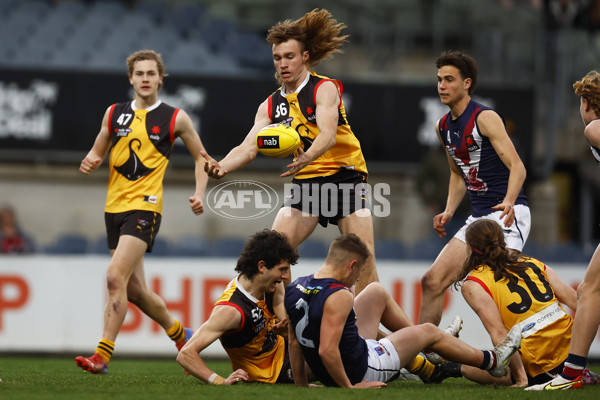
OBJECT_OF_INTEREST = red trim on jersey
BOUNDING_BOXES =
[465,276,493,299]
[215,301,245,333]
[440,113,449,130]
[329,283,348,290]
[268,95,273,121]
[314,79,343,109]
[170,108,180,142]
[107,104,116,136]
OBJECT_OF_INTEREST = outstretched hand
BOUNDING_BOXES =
[281,147,310,177]
[201,150,228,179]
[352,380,386,389]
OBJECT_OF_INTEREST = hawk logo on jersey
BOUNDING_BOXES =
[465,134,480,152]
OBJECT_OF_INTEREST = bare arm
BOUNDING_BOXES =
[545,265,578,310]
[477,110,527,227]
[461,280,528,386]
[281,81,339,177]
[288,317,309,387]
[319,290,385,388]
[174,109,208,215]
[584,119,600,148]
[79,106,112,175]
[271,282,289,338]
[433,123,467,237]
[176,305,248,385]
[202,99,271,179]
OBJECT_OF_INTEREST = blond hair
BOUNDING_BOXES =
[574,70,600,116]
[126,50,168,90]
[266,8,348,68]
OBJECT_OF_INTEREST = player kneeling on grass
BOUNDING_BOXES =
[436,218,600,388]
[177,230,299,385]
[285,233,523,388]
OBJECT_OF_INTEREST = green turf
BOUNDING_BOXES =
[0,356,599,400]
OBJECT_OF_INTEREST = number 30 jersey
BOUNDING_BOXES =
[466,257,572,377]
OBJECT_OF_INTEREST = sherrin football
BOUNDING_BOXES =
[256,123,300,158]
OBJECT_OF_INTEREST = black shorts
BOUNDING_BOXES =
[105,210,162,253]
[283,169,369,227]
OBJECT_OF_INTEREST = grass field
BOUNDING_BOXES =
[1,356,599,400]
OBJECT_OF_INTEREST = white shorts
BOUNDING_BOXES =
[454,204,531,251]
[361,338,401,383]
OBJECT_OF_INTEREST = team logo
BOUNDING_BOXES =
[115,128,132,137]
[206,180,279,220]
[143,195,158,204]
[257,136,279,149]
[374,345,385,356]
[465,134,480,151]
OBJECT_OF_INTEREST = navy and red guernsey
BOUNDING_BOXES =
[438,100,528,217]
[284,275,368,386]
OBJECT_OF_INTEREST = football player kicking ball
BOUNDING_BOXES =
[285,234,522,388]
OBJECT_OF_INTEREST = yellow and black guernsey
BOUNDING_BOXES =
[105,100,179,214]
[215,276,285,383]
[268,72,367,179]
[466,257,572,378]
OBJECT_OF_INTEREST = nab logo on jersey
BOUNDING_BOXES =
[465,134,480,152]
[257,136,279,149]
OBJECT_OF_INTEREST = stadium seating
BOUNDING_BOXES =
[298,239,329,259]
[44,233,89,255]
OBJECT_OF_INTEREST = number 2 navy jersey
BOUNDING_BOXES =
[105,100,179,214]
[438,100,528,217]
[285,275,368,386]
[466,257,572,377]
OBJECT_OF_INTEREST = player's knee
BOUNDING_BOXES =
[106,271,126,293]
[420,271,444,294]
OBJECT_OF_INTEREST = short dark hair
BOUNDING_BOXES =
[436,50,478,95]
[326,233,371,267]
[235,229,299,279]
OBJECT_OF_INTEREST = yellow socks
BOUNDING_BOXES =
[96,339,115,364]
[166,319,185,343]
[406,354,436,379]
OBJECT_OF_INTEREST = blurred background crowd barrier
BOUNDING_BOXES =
[1,0,600,263]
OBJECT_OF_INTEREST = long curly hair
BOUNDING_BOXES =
[266,8,348,68]
[574,70,600,117]
[454,219,525,288]
[235,229,299,280]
